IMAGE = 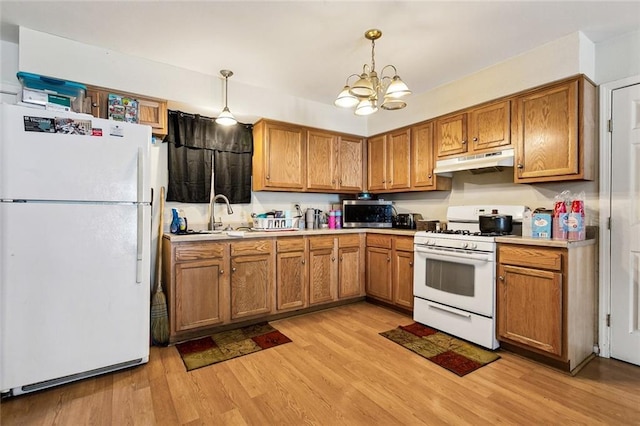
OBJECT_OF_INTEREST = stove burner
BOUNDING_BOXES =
[428,229,471,235]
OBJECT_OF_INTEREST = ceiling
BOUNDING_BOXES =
[1,1,639,107]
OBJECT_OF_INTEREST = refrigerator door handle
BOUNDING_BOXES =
[136,147,144,283]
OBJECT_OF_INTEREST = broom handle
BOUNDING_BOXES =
[155,186,166,295]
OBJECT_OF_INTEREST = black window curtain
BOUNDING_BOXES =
[163,110,253,204]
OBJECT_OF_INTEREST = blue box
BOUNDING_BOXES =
[17,72,85,112]
[532,213,552,239]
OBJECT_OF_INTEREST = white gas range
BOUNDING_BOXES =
[413,205,526,349]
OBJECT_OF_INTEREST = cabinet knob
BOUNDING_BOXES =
[428,174,432,179]
[473,137,478,142]
[498,276,504,281]
[409,261,413,267]
[332,179,336,184]
[340,256,343,262]
[516,164,524,169]
[339,179,343,185]
[332,257,335,262]
[220,270,224,274]
[92,102,98,108]
[266,175,270,179]
[301,259,305,264]
[382,180,386,183]
[232,267,237,272]
[461,140,467,144]
[387,257,391,262]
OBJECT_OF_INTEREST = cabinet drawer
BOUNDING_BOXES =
[277,237,305,252]
[175,242,226,262]
[309,236,334,250]
[338,234,360,248]
[366,234,392,249]
[498,245,563,271]
[231,239,273,256]
[394,236,414,251]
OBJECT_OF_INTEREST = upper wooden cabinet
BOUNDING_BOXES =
[253,120,306,191]
[411,121,452,191]
[306,130,364,193]
[367,129,411,192]
[435,99,511,159]
[85,86,168,136]
[512,76,595,183]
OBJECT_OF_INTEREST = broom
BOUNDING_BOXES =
[151,186,170,346]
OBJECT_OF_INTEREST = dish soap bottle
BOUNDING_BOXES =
[170,208,180,233]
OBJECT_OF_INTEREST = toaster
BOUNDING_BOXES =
[393,213,423,229]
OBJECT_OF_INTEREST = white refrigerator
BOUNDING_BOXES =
[0,103,152,396]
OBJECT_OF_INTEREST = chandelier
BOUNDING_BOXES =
[334,29,411,116]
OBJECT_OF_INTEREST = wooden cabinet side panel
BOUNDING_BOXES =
[498,264,563,356]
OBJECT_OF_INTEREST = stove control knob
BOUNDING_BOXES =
[427,239,435,246]
[468,243,477,250]
[461,242,468,249]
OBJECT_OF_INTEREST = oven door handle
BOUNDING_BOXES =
[414,245,492,263]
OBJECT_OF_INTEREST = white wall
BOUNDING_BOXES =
[4,27,639,229]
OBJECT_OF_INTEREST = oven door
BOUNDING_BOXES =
[413,244,495,317]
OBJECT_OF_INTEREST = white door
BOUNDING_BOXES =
[610,82,640,366]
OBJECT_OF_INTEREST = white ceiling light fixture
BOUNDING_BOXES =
[335,29,411,116]
[215,69,237,126]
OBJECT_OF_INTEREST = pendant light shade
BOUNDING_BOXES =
[335,29,411,116]
[215,69,237,126]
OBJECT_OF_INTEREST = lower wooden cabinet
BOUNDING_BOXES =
[338,235,364,299]
[276,237,308,311]
[230,240,275,321]
[497,241,596,373]
[365,234,414,311]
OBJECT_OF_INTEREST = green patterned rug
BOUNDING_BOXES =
[380,322,500,376]
[175,322,292,371]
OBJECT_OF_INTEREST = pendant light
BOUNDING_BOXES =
[334,29,411,115]
[215,69,237,126]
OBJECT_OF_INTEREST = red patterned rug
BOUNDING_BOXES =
[175,322,291,371]
[380,322,500,376]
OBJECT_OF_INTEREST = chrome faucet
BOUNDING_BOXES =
[210,194,234,230]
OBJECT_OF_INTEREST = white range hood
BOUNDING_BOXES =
[433,148,515,174]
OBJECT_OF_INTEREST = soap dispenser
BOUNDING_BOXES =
[170,208,180,233]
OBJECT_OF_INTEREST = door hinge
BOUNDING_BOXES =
[607,217,611,230]
[608,119,613,132]
[606,314,611,327]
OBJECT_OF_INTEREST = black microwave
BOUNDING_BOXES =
[342,200,394,228]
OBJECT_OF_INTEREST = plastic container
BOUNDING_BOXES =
[17,72,86,112]
[328,210,336,229]
[335,210,342,229]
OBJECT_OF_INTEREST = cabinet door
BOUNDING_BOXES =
[264,122,306,190]
[308,247,337,305]
[365,247,393,301]
[337,136,364,192]
[387,129,411,190]
[513,81,579,182]
[138,98,168,136]
[276,250,307,311]
[338,246,362,299]
[469,100,510,153]
[230,254,273,320]
[435,113,468,158]
[393,249,414,310]
[306,130,337,191]
[411,121,435,189]
[497,264,563,357]
[175,259,226,331]
[367,135,387,191]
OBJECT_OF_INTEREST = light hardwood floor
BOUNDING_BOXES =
[2,302,639,425]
